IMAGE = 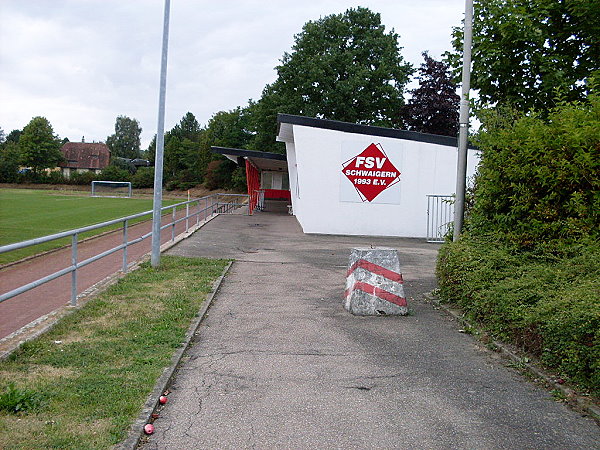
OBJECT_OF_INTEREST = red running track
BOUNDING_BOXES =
[0,208,209,340]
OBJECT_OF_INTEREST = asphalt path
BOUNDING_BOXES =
[0,206,207,340]
[140,207,600,449]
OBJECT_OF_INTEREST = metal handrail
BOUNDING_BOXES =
[0,193,249,307]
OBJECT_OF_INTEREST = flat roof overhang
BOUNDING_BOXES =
[211,146,288,172]
[277,113,478,149]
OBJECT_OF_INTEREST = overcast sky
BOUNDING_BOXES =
[0,0,466,148]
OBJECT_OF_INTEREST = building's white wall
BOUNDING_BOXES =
[285,142,300,216]
[289,125,479,237]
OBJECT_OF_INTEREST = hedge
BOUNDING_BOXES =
[437,236,599,396]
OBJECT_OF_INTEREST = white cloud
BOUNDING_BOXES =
[0,0,466,148]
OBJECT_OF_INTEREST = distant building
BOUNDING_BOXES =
[59,142,111,178]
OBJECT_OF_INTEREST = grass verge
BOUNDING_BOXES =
[0,255,229,449]
[436,235,599,399]
[0,189,179,265]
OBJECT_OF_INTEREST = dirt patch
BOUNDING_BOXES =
[11,365,78,383]
[30,364,77,380]
[0,414,113,449]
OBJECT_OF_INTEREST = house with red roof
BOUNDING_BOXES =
[59,142,111,178]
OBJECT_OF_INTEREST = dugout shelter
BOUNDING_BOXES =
[212,147,291,214]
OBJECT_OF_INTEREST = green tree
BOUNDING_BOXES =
[5,129,22,146]
[0,141,21,182]
[146,134,157,165]
[169,112,202,142]
[203,108,252,149]
[147,112,202,166]
[151,113,205,188]
[250,7,413,152]
[106,116,142,159]
[446,0,600,111]
[18,117,63,173]
[405,52,460,136]
[163,136,185,181]
[131,166,155,188]
[147,110,252,189]
[197,108,253,187]
[204,159,238,190]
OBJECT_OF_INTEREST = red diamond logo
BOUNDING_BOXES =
[342,143,401,202]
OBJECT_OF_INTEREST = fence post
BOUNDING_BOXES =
[71,234,78,306]
[122,219,128,273]
[196,199,200,226]
[186,202,189,233]
[171,207,176,241]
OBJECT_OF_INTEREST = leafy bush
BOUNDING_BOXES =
[438,91,600,396]
[470,92,600,246]
[131,167,154,188]
[204,159,236,190]
[0,142,21,183]
[166,179,195,191]
[13,170,64,185]
[230,166,247,191]
[98,165,131,182]
[437,236,600,395]
[17,170,48,184]
[46,170,66,184]
[0,383,43,414]
[67,171,97,185]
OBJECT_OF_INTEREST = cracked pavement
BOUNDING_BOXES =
[140,205,599,449]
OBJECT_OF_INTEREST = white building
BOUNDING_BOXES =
[276,114,479,239]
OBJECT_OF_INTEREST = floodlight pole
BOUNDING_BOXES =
[151,0,171,267]
[453,0,474,242]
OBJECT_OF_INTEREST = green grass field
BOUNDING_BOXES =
[0,189,178,265]
[0,256,229,448]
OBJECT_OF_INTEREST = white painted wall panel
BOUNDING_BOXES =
[286,124,479,238]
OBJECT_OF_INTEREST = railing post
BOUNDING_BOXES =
[196,199,200,226]
[172,207,176,241]
[122,219,128,273]
[186,202,189,233]
[71,234,78,306]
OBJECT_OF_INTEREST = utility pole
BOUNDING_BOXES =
[453,0,474,241]
[151,0,171,267]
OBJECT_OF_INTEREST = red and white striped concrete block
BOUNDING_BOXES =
[344,247,408,316]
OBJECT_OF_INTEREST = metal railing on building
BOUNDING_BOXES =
[426,195,454,243]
